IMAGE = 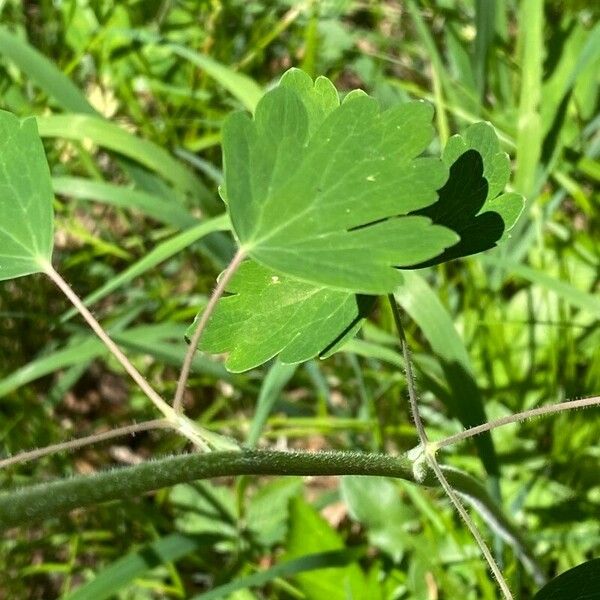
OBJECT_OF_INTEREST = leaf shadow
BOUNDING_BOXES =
[408,149,505,268]
[319,295,377,358]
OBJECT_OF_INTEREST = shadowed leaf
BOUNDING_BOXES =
[412,121,524,266]
[534,559,600,599]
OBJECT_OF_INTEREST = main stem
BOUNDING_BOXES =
[387,294,513,600]
[173,248,246,413]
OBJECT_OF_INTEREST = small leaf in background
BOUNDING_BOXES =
[285,496,368,600]
[194,260,374,372]
[533,558,600,599]
[341,476,416,562]
[223,68,458,294]
[170,481,238,539]
[413,121,524,265]
[246,478,303,547]
[0,110,54,281]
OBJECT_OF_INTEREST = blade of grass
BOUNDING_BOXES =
[0,323,234,399]
[480,257,600,317]
[36,114,206,198]
[247,361,297,448]
[0,26,95,114]
[52,177,197,229]
[514,0,543,198]
[168,44,264,112]
[473,0,496,101]
[406,0,450,145]
[63,534,218,600]
[192,549,363,600]
[60,214,231,323]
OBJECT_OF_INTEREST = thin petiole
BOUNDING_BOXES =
[435,395,600,450]
[0,419,170,469]
[173,248,246,414]
[42,261,225,450]
[44,262,178,419]
[387,294,513,600]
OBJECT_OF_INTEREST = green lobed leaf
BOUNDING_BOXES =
[223,68,458,294]
[341,476,416,562]
[533,559,600,599]
[191,259,375,372]
[199,120,522,373]
[412,121,524,266]
[0,109,54,281]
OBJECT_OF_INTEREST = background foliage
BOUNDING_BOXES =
[0,0,598,598]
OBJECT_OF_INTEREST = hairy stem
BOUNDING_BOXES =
[0,447,545,580]
[0,450,408,529]
[42,262,224,450]
[173,248,246,413]
[436,395,600,450]
[388,295,513,600]
[44,264,176,418]
[0,420,170,470]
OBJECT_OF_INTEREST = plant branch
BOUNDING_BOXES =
[0,450,407,529]
[173,248,246,413]
[388,295,513,600]
[0,447,545,579]
[0,419,170,470]
[435,395,600,450]
[42,262,225,450]
[44,263,178,419]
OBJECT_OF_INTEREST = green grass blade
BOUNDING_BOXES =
[564,21,600,91]
[514,0,544,197]
[473,0,496,100]
[191,549,363,600]
[169,44,264,112]
[0,337,102,398]
[52,177,197,229]
[343,338,403,369]
[114,324,233,382]
[36,114,206,198]
[63,533,216,600]
[481,257,600,317]
[247,361,297,447]
[60,214,231,322]
[0,26,94,114]
[405,0,450,144]
[0,323,233,398]
[394,271,498,476]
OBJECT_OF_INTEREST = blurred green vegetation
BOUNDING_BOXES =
[0,0,598,598]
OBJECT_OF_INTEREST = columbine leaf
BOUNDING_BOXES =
[201,117,525,373]
[0,110,54,281]
[412,121,524,266]
[533,558,600,600]
[189,260,374,373]
[223,68,458,294]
